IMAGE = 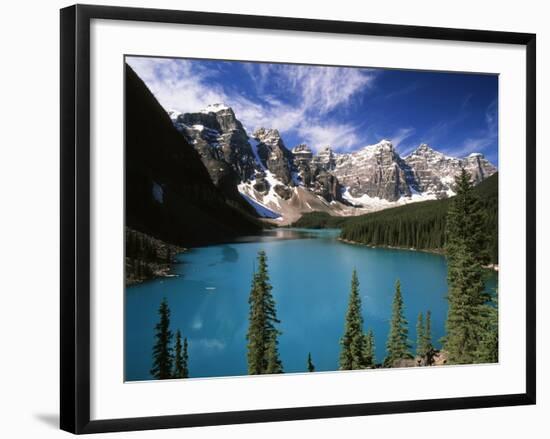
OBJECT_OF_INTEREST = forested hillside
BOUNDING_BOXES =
[290,211,349,229]
[339,173,498,263]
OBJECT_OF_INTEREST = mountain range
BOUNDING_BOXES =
[168,103,496,224]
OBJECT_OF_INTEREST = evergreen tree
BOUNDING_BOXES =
[444,169,492,364]
[416,312,426,357]
[363,329,376,368]
[173,330,189,379]
[337,173,498,264]
[339,269,367,370]
[246,251,283,374]
[150,298,173,379]
[265,335,283,374]
[385,280,411,366]
[182,337,189,378]
[475,291,498,363]
[423,310,433,355]
[307,352,315,372]
[246,270,264,374]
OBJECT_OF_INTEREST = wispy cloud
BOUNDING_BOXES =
[126,57,228,113]
[127,57,497,160]
[240,64,377,151]
[191,338,226,350]
[297,122,361,150]
[383,82,422,100]
[390,127,415,149]
[270,64,376,114]
[127,57,377,152]
[460,93,473,110]
[447,99,498,157]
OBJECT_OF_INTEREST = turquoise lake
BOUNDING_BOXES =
[125,228,497,381]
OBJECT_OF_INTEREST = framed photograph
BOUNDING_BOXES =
[60,4,536,434]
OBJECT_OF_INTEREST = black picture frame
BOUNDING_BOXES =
[60,4,536,434]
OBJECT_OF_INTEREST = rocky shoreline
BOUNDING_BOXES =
[125,258,184,286]
[125,227,187,286]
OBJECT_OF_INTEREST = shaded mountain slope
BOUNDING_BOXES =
[125,64,262,247]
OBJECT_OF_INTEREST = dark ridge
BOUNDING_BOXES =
[125,63,262,248]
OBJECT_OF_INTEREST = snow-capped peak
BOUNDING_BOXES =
[359,139,394,154]
[167,109,182,121]
[200,103,231,114]
[405,143,454,161]
[408,143,439,156]
[253,127,283,146]
[417,143,433,152]
[292,143,312,154]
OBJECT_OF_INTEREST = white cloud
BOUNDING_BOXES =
[276,64,376,114]
[390,127,415,149]
[127,57,228,113]
[127,57,377,152]
[297,122,360,151]
[192,338,226,350]
[448,100,498,158]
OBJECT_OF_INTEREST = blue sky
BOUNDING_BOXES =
[127,56,498,165]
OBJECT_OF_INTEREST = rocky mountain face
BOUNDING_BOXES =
[169,104,259,214]
[166,103,496,224]
[331,140,416,202]
[252,128,295,186]
[404,144,497,198]
[171,104,258,182]
[291,143,344,202]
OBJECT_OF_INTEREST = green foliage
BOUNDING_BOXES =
[423,310,433,355]
[339,269,369,370]
[416,310,433,359]
[444,170,497,364]
[363,329,376,368]
[339,173,498,263]
[125,227,184,285]
[307,352,315,372]
[173,330,189,379]
[291,212,349,229]
[265,336,283,374]
[150,298,173,379]
[385,280,412,366]
[182,337,189,378]
[475,291,499,363]
[416,313,425,357]
[246,251,283,374]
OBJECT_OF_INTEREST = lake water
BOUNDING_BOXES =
[125,228,497,380]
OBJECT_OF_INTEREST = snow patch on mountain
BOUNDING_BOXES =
[238,169,286,211]
[342,187,437,209]
[167,109,182,121]
[239,193,280,219]
[200,103,231,114]
[249,136,266,171]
